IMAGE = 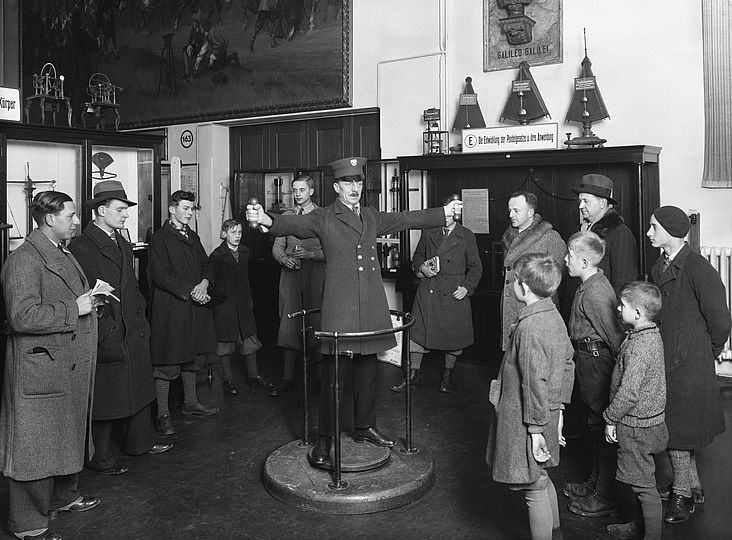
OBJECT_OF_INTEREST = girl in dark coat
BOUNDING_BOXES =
[208,219,270,395]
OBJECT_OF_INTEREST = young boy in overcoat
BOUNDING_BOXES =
[486,253,574,540]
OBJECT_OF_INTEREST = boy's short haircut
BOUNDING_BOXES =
[513,252,562,298]
[509,191,538,211]
[169,190,196,207]
[220,218,241,238]
[567,231,605,267]
[619,281,663,319]
[293,175,315,191]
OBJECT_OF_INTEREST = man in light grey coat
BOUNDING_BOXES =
[1,192,101,540]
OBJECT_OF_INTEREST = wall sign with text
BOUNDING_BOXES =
[483,0,562,72]
[462,124,559,153]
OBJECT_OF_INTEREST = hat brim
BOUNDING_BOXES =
[571,186,618,205]
[84,195,137,208]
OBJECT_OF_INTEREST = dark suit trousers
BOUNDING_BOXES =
[7,473,79,533]
[88,403,155,470]
[319,353,377,437]
[575,349,618,500]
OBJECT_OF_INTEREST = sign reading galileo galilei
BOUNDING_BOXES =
[483,0,562,72]
[462,124,559,154]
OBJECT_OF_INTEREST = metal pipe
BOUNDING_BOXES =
[402,321,417,454]
[287,308,322,448]
[329,336,348,489]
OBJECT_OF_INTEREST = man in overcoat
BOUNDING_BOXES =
[501,191,566,351]
[572,174,638,292]
[390,216,482,393]
[247,157,462,466]
[271,176,325,397]
[149,190,218,436]
[0,191,100,540]
[69,181,172,476]
[647,206,730,524]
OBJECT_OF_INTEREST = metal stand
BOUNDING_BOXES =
[400,322,418,455]
[287,308,320,448]
[314,311,416,489]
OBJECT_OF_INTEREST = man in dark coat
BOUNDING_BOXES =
[149,191,218,437]
[247,157,462,466]
[571,174,638,292]
[1,191,100,540]
[648,206,730,524]
[69,181,172,476]
[390,218,482,393]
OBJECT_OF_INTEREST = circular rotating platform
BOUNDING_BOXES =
[263,436,435,514]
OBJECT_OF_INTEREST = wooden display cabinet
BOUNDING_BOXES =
[396,145,661,361]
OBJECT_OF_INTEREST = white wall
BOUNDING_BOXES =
[176,0,731,250]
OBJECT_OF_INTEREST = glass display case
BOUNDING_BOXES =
[0,122,164,264]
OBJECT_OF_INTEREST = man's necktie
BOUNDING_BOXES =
[298,207,304,215]
[110,231,118,246]
[443,227,449,236]
[662,253,671,272]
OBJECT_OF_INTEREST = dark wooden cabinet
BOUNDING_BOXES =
[397,145,661,361]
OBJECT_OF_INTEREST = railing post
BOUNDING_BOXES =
[329,335,348,489]
[298,311,310,447]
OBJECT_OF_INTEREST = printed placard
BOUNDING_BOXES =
[462,123,559,153]
[0,87,21,122]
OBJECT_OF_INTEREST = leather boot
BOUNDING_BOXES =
[439,368,453,393]
[664,493,695,523]
[390,369,419,393]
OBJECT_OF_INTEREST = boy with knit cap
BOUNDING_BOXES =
[647,206,729,524]
[604,281,667,540]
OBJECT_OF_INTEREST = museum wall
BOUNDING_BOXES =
[167,1,728,251]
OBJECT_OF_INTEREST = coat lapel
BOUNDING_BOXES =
[437,224,464,256]
[86,224,122,269]
[28,230,88,296]
[334,200,363,234]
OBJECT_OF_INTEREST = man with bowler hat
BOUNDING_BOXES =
[69,181,173,476]
[572,174,638,292]
[647,206,729,524]
[247,157,463,466]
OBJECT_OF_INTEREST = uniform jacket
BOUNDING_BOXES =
[650,243,729,449]
[268,201,446,354]
[149,221,216,365]
[501,214,566,351]
[410,223,483,350]
[68,224,154,420]
[568,270,625,355]
[0,230,97,480]
[272,204,325,349]
[486,298,574,485]
[208,241,257,342]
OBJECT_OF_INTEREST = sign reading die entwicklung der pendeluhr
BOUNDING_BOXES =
[462,124,559,153]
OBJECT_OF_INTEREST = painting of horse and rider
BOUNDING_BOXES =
[20,0,350,129]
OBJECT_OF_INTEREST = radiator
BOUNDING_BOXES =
[701,246,732,377]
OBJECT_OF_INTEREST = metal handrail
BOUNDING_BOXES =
[312,309,416,489]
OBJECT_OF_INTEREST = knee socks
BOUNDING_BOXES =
[524,485,554,540]
[181,371,198,406]
[220,354,233,381]
[668,449,692,497]
[283,349,297,381]
[633,485,662,540]
[245,353,258,378]
[155,378,170,418]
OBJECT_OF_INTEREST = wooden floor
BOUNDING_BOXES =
[1,350,730,539]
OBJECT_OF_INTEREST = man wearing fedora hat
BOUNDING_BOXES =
[247,156,463,466]
[571,174,638,292]
[69,181,172,476]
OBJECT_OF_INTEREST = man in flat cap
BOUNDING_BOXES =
[247,156,463,466]
[69,181,172,477]
[647,206,729,524]
[572,174,638,292]
[1,191,100,540]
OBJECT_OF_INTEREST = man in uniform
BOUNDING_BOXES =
[501,191,566,351]
[247,157,462,466]
[1,191,101,540]
[270,176,325,397]
[69,181,172,476]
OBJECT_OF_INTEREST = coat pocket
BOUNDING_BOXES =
[20,347,68,398]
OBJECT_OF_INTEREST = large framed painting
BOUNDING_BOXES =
[20,0,351,129]
[483,0,562,72]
